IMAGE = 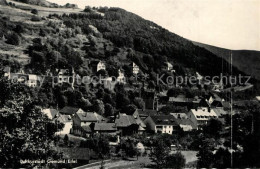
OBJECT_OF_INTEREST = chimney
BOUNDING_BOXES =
[195,107,198,111]
[178,114,181,119]
[208,107,211,112]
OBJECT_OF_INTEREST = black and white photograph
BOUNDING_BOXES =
[0,0,259,168]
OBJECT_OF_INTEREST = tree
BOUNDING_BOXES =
[203,118,223,137]
[196,138,215,168]
[165,152,186,169]
[149,139,170,168]
[133,97,145,109]
[0,78,63,168]
[63,134,69,146]
[104,103,114,117]
[6,33,21,45]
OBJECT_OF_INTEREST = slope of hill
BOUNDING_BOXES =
[192,41,260,80]
[0,0,8,5]
[0,1,244,80]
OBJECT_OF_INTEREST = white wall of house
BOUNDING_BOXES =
[97,61,106,72]
[133,62,139,74]
[56,122,72,135]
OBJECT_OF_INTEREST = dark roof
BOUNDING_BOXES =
[222,101,231,109]
[57,147,90,160]
[56,114,72,123]
[211,100,223,107]
[175,118,196,129]
[76,111,107,122]
[60,106,81,115]
[94,123,117,131]
[150,115,178,125]
[115,114,137,127]
[82,125,92,133]
[213,108,227,117]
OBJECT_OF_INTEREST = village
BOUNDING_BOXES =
[2,58,248,168]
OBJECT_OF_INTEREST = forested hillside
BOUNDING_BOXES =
[0,2,244,79]
[193,41,260,80]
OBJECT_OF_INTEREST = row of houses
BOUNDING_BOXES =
[42,104,227,137]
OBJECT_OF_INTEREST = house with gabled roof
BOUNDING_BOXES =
[41,108,73,135]
[72,110,108,137]
[92,123,118,135]
[129,62,139,75]
[144,115,178,134]
[115,113,140,136]
[59,106,83,115]
[133,109,158,120]
[90,60,106,73]
[187,107,218,129]
[42,108,59,120]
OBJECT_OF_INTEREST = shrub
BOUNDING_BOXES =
[31,16,41,22]
[6,33,21,45]
[31,9,38,15]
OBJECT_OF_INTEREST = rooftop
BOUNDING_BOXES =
[94,123,117,131]
[150,115,177,126]
[190,108,218,120]
[60,106,82,115]
[42,108,59,120]
[77,111,107,122]
[115,113,137,127]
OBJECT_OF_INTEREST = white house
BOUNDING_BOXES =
[132,62,139,75]
[144,115,178,134]
[97,61,106,72]
[166,62,173,71]
[187,107,218,129]
[117,68,126,84]
[27,74,38,87]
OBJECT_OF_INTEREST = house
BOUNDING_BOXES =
[165,62,173,71]
[92,123,118,135]
[42,108,72,135]
[196,72,203,81]
[117,68,126,84]
[144,115,178,134]
[170,113,196,131]
[90,60,106,73]
[72,110,107,137]
[132,111,147,134]
[55,114,73,135]
[59,106,83,115]
[187,107,218,129]
[115,113,140,136]
[102,77,116,91]
[211,100,223,108]
[8,73,41,88]
[42,108,59,120]
[3,66,10,78]
[27,74,38,87]
[73,110,107,127]
[169,95,194,108]
[212,108,227,118]
[131,62,139,75]
[133,109,158,120]
[55,68,75,87]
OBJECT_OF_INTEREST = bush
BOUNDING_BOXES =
[31,9,38,15]
[6,33,21,45]
[31,16,41,22]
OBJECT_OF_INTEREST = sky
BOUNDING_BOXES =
[48,0,260,51]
